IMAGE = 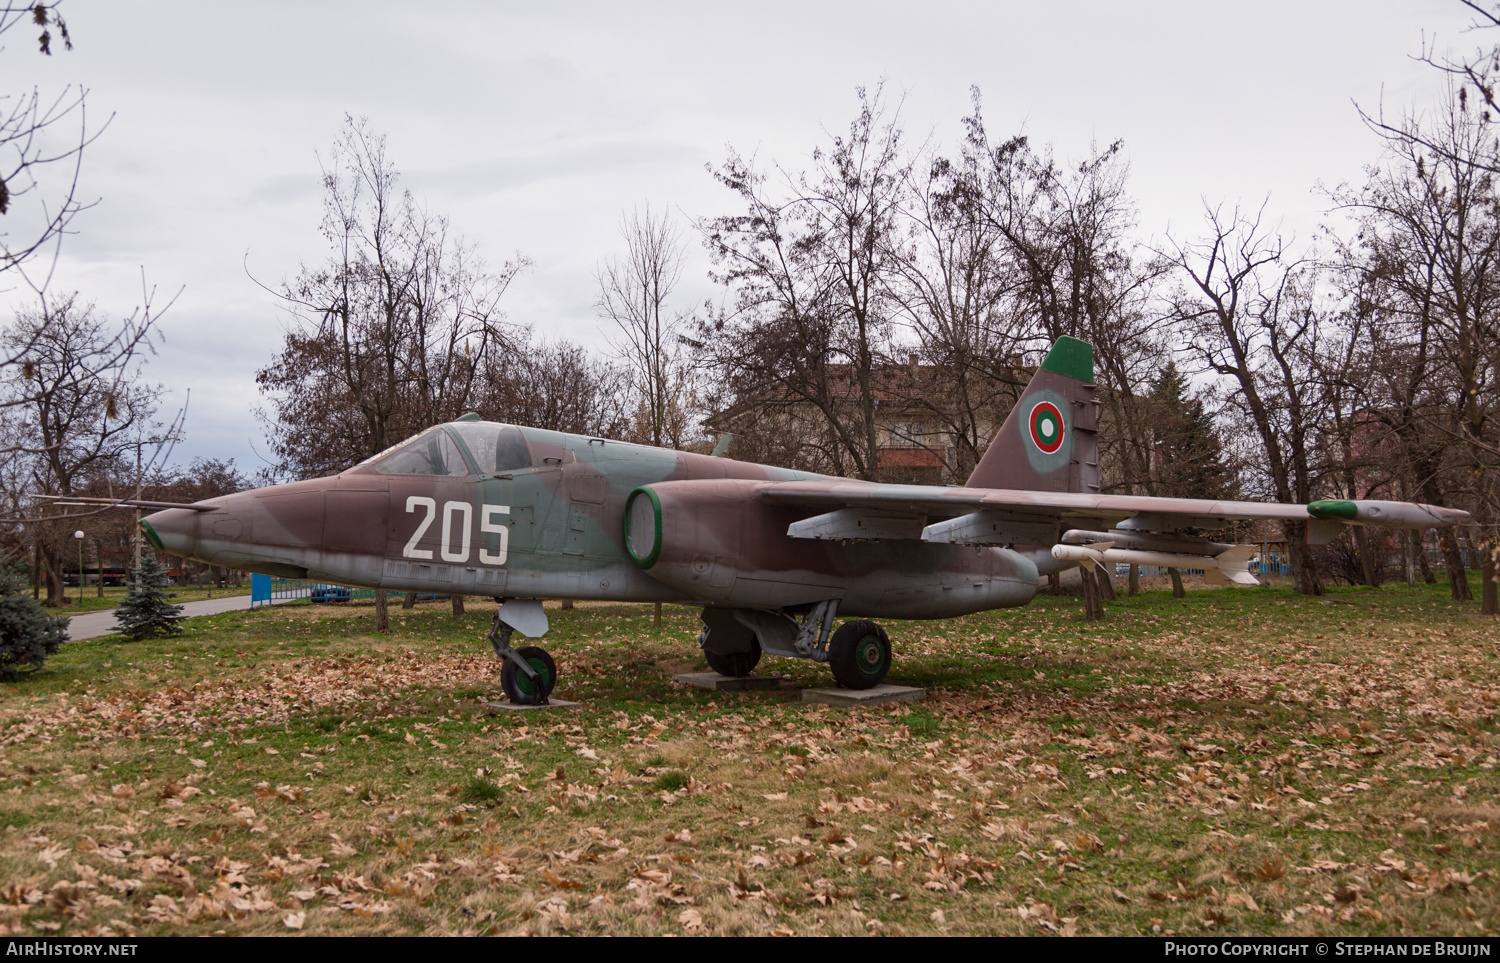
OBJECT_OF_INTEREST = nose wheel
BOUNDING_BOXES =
[501,645,557,705]
[487,606,557,705]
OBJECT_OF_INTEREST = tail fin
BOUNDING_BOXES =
[965,337,1100,494]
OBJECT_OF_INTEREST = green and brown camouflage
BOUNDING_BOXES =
[135,337,1469,689]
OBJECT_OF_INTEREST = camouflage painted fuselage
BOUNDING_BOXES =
[140,338,1468,621]
[141,427,1040,620]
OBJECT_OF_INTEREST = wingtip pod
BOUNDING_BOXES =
[1307,500,1471,529]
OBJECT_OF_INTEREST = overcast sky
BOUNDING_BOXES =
[0,0,1481,476]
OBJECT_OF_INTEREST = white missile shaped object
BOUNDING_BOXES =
[1050,542,1262,587]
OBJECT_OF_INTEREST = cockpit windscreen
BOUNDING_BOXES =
[370,427,470,476]
[447,422,532,473]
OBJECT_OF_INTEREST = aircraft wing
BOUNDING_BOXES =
[758,480,1469,545]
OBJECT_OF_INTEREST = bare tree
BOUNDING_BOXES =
[257,116,527,480]
[1339,85,1500,612]
[978,133,1166,500]
[870,92,1169,495]
[0,4,111,299]
[1357,3,1500,175]
[256,117,527,631]
[596,205,696,449]
[697,86,908,480]
[476,335,631,439]
[886,95,1030,481]
[1,294,161,605]
[1163,203,1332,595]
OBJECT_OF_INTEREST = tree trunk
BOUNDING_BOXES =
[1415,531,1436,584]
[95,539,104,597]
[1354,528,1381,588]
[1095,565,1116,601]
[1048,572,1061,596]
[39,542,65,607]
[561,600,574,611]
[1169,567,1185,598]
[1127,563,1139,596]
[1080,564,1104,620]
[653,600,661,630]
[374,589,390,634]
[451,594,465,617]
[1482,534,1498,617]
[1440,528,1472,601]
[1284,521,1325,596]
[402,592,417,610]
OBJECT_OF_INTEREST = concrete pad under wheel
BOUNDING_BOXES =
[801,684,926,707]
[484,698,582,711]
[673,672,783,691]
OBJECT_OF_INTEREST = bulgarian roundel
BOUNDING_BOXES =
[1028,401,1065,454]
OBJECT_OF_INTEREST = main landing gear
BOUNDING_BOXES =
[702,632,763,679]
[696,607,763,679]
[697,603,893,690]
[487,599,557,705]
[827,620,891,691]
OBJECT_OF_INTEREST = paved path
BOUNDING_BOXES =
[64,595,256,642]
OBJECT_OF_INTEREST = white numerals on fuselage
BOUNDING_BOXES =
[403,498,509,566]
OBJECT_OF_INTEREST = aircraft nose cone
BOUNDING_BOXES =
[140,508,199,560]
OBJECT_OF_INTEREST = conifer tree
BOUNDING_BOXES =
[1149,362,1233,596]
[0,573,69,679]
[1149,361,1232,500]
[114,553,184,641]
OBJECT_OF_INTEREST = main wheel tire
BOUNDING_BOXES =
[828,620,891,690]
[703,637,762,678]
[501,646,557,705]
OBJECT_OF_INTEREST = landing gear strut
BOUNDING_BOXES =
[487,601,557,705]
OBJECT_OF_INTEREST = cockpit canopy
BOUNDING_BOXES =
[363,422,534,476]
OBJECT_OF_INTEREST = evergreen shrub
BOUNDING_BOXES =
[114,553,185,640]
[0,575,69,679]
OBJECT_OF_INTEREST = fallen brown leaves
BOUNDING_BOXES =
[0,590,1497,936]
[0,653,507,747]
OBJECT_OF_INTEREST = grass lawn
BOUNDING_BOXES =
[0,578,1496,936]
[45,584,252,614]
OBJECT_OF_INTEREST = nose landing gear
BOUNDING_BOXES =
[487,599,557,705]
[500,644,557,705]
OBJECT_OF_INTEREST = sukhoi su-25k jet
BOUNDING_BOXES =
[103,338,1467,704]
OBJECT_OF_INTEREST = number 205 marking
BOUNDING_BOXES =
[403,498,509,566]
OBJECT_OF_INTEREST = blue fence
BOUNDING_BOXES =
[248,575,451,609]
[249,574,378,609]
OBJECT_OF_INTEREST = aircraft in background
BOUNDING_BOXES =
[67,338,1464,704]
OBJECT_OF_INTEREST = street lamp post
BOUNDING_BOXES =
[73,530,84,608]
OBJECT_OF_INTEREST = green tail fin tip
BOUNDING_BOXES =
[1039,337,1094,383]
